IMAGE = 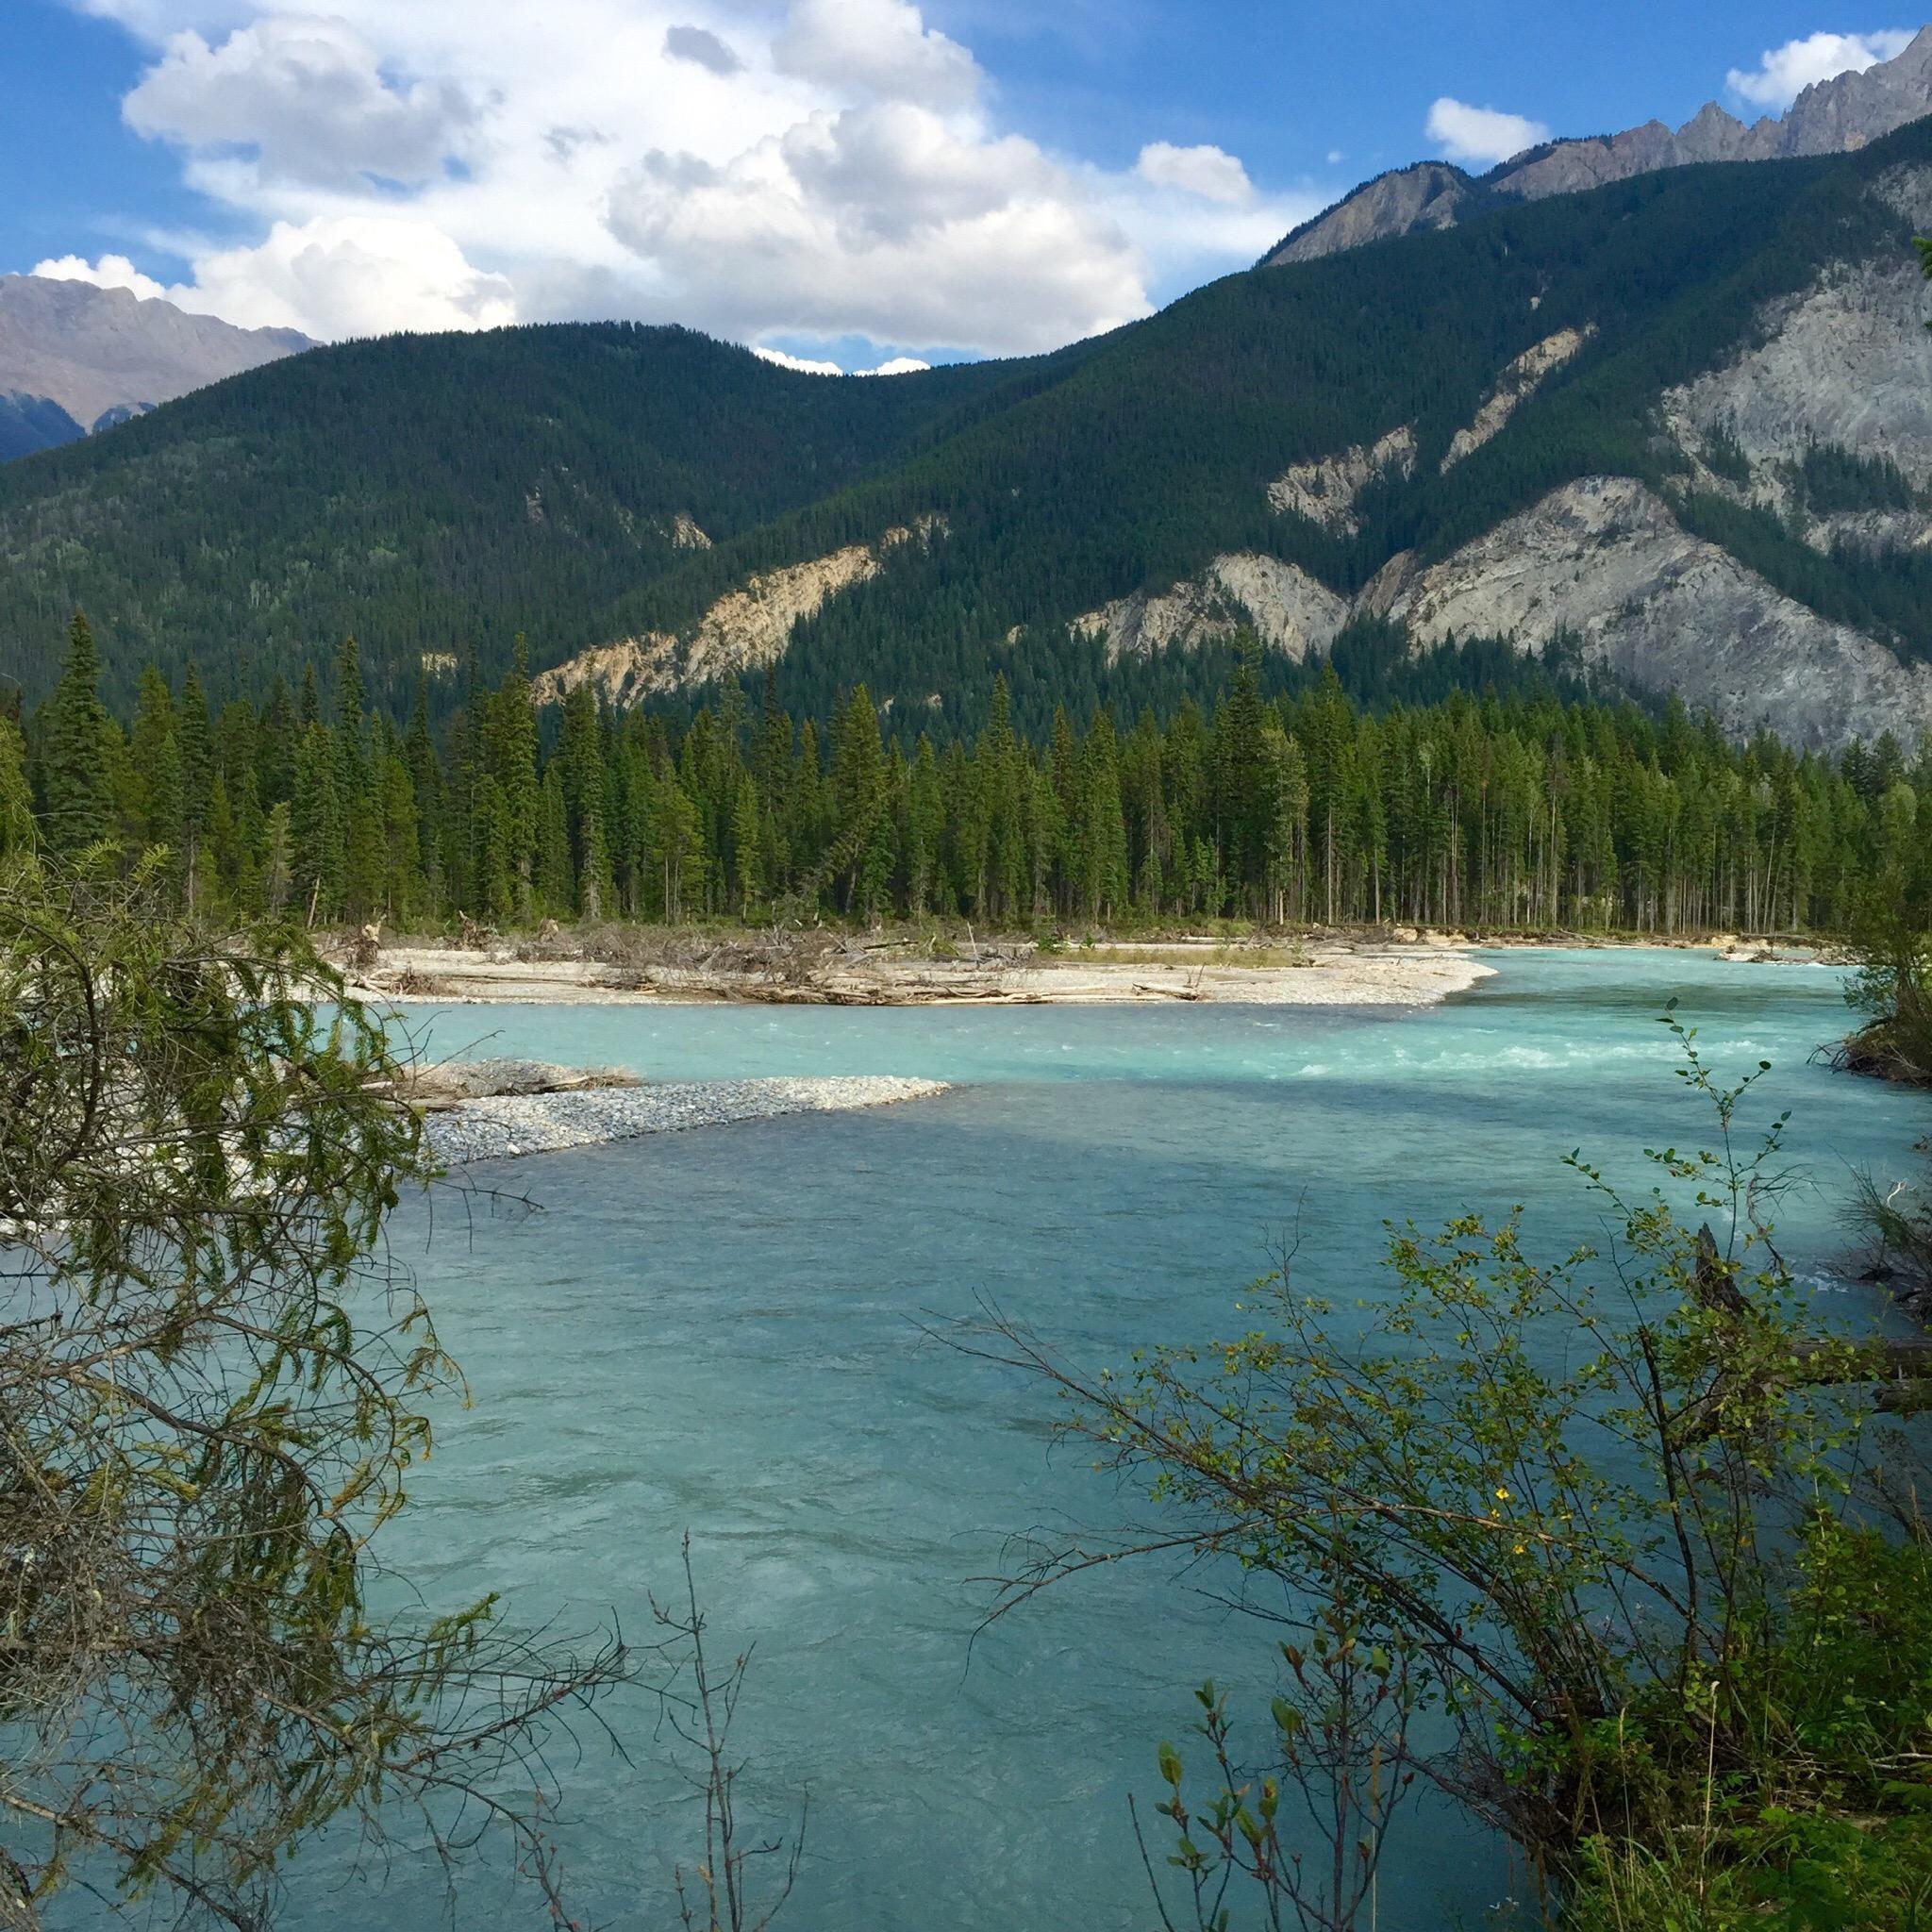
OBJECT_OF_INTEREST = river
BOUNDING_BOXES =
[280,949,1928,1931]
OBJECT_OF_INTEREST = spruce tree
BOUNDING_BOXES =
[290,722,345,924]
[176,663,215,909]
[37,612,121,855]
[128,668,184,858]
[731,778,762,915]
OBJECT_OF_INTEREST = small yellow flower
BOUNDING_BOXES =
[1494,1486,1511,1502]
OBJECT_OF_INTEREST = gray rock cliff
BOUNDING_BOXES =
[0,275,309,434]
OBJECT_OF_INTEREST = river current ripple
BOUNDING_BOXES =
[246,953,1932,1930]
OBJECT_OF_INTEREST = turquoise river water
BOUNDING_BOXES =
[259,952,1929,1929]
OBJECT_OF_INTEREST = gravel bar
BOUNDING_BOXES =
[425,1075,950,1164]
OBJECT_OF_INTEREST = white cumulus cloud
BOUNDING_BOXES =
[1425,97,1551,167]
[1726,29,1916,111]
[772,0,979,110]
[1135,142,1253,206]
[30,252,170,301]
[178,215,516,336]
[607,102,1145,353]
[43,0,1326,361]
[124,15,477,189]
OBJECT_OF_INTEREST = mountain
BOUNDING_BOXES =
[1270,25,1932,265]
[7,121,1932,747]
[0,324,1055,709]
[0,275,309,458]
[0,391,83,463]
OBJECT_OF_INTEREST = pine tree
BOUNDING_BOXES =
[176,662,214,909]
[290,722,344,924]
[651,775,705,922]
[37,612,121,855]
[536,766,574,915]
[731,777,763,915]
[485,640,540,916]
[128,668,184,859]
[260,801,293,915]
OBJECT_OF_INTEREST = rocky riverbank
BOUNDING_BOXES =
[424,1075,950,1164]
[349,933,1496,1008]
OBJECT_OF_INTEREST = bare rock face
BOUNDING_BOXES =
[1772,26,1932,157]
[1266,29,1932,267]
[1270,165,1469,266]
[1441,327,1594,471]
[0,275,308,432]
[1499,121,1696,202]
[1270,425,1417,532]
[1665,255,1932,487]
[1377,475,1932,747]
[1072,554,1347,662]
[531,518,945,706]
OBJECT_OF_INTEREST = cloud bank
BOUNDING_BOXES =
[1425,97,1551,168]
[45,0,1324,365]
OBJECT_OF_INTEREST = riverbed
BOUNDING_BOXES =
[280,949,1929,1932]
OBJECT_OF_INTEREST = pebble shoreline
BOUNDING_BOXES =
[425,1076,950,1164]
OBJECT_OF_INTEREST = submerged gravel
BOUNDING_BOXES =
[425,1075,949,1164]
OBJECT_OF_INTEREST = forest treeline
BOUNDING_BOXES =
[8,612,1926,937]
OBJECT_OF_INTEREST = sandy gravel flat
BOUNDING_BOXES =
[425,1075,950,1164]
[351,941,1496,1010]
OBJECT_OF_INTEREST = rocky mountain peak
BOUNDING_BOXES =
[1268,161,1471,265]
[1266,25,1932,266]
[0,275,310,450]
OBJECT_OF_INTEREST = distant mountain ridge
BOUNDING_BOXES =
[10,121,1932,749]
[0,275,309,458]
[1269,25,1932,264]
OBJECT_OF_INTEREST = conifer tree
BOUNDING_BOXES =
[128,667,184,859]
[731,777,763,915]
[176,661,214,908]
[37,612,121,855]
[290,721,345,924]
[536,765,574,914]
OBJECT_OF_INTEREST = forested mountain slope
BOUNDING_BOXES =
[544,122,1932,748]
[7,121,1932,746]
[0,326,1054,709]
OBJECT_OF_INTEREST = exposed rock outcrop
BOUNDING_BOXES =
[1441,327,1593,470]
[1270,425,1417,531]
[531,518,945,706]
[1266,28,1932,267]
[1270,165,1469,266]
[0,274,308,433]
[1664,257,1932,488]
[1377,475,1932,747]
[1073,553,1347,661]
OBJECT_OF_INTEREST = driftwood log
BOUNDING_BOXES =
[1685,1224,1932,1427]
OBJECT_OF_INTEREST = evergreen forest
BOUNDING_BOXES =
[12,612,1924,938]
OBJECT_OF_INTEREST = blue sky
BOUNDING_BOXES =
[5,1,1923,365]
